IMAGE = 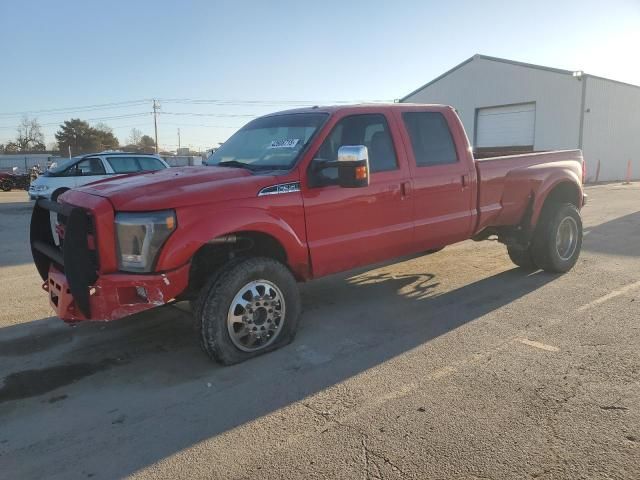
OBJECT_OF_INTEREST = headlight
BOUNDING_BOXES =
[30,184,49,192]
[115,210,176,272]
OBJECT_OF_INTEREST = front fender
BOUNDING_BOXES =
[155,204,310,278]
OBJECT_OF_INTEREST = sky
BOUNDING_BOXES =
[0,0,638,152]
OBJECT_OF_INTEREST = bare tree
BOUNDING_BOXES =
[16,116,45,151]
[128,128,142,145]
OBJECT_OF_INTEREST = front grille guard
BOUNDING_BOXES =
[30,199,98,317]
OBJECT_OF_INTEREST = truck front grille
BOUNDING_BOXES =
[30,199,98,317]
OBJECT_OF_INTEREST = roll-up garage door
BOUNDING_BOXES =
[475,103,535,148]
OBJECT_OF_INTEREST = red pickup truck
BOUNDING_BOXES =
[31,104,585,364]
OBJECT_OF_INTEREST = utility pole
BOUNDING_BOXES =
[177,128,181,151]
[152,99,160,153]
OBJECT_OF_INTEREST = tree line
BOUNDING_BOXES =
[0,116,155,155]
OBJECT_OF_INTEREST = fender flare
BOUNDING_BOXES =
[529,172,582,228]
[155,206,310,277]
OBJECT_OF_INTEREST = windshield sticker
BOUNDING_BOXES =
[268,138,300,149]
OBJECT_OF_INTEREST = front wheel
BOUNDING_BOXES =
[195,257,301,365]
[531,203,583,273]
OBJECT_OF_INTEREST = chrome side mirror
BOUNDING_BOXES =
[337,145,369,188]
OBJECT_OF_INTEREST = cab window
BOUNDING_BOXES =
[310,114,397,186]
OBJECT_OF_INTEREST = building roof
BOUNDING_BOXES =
[400,54,640,102]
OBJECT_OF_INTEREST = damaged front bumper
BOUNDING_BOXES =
[31,197,189,323]
[44,263,189,322]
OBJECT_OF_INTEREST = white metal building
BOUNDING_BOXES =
[401,54,640,182]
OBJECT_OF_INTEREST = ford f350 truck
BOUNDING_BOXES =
[31,104,586,364]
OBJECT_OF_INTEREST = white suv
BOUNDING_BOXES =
[29,152,170,200]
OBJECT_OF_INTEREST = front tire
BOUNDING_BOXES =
[531,203,583,273]
[195,257,301,365]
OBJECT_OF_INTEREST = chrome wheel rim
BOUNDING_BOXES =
[556,216,578,261]
[227,280,285,352]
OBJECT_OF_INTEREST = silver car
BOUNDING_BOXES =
[29,152,170,201]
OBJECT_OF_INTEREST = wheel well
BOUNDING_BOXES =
[495,181,581,248]
[531,181,581,237]
[51,187,70,201]
[542,182,580,209]
[187,231,287,298]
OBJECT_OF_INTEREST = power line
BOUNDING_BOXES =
[0,99,150,118]
[159,98,391,106]
[1,97,395,146]
[99,121,152,130]
[160,122,240,129]
[1,121,153,134]
[161,112,258,118]
[0,97,392,118]
[0,112,150,130]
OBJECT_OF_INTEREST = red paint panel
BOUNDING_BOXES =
[299,108,414,277]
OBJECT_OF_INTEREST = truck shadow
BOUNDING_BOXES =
[0,264,556,478]
[583,211,640,257]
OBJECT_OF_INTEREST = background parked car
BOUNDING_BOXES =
[1,166,37,192]
[0,171,13,192]
[29,152,170,200]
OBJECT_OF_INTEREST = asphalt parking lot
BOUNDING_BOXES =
[0,184,638,479]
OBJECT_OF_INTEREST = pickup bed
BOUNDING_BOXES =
[31,104,585,364]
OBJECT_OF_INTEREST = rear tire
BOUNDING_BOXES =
[507,245,537,270]
[195,257,301,365]
[531,203,582,273]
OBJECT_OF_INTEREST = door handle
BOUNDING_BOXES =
[400,181,410,197]
[461,174,470,188]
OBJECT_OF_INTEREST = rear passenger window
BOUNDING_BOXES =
[106,157,139,173]
[402,112,458,166]
[138,157,166,171]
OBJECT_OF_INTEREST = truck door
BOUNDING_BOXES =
[395,109,475,249]
[302,112,413,277]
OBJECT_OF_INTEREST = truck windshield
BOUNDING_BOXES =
[206,113,328,171]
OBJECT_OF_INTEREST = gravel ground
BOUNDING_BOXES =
[0,184,638,479]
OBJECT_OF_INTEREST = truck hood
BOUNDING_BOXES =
[77,166,272,211]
